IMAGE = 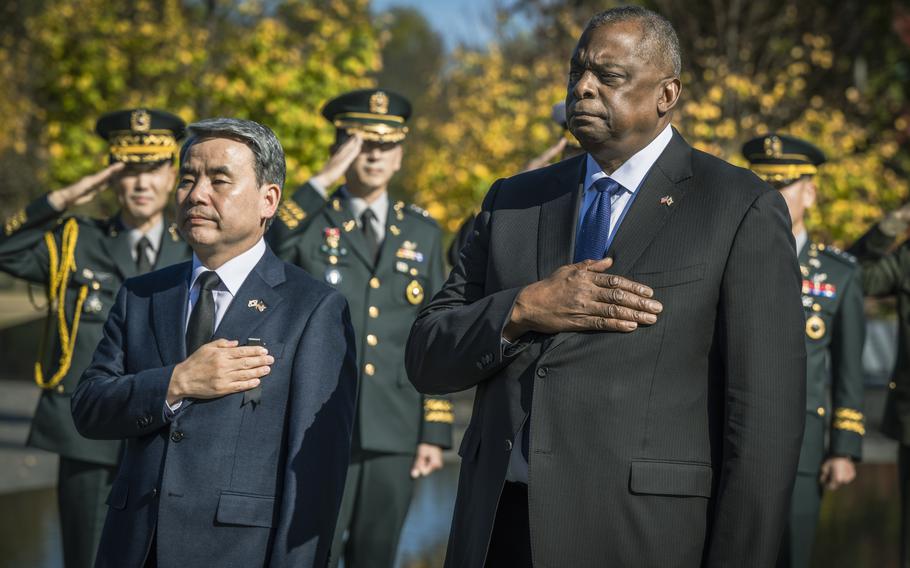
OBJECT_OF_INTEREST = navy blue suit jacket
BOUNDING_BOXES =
[72,247,358,568]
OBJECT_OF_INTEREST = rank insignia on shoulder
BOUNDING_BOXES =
[406,279,424,305]
[806,314,826,340]
[801,279,836,299]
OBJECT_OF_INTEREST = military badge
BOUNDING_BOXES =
[395,261,409,273]
[806,314,826,340]
[396,240,424,262]
[406,279,424,305]
[801,280,836,299]
[325,268,342,285]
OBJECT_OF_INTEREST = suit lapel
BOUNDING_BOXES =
[537,155,587,280]
[152,263,191,365]
[100,216,138,280]
[212,249,286,344]
[324,192,374,269]
[604,129,693,276]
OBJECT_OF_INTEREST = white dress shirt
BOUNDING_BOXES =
[574,123,674,254]
[506,123,675,485]
[167,238,267,412]
[794,230,808,255]
[126,217,164,266]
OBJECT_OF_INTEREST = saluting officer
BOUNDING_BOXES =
[276,89,453,568]
[743,134,865,568]
[849,180,910,568]
[0,109,191,568]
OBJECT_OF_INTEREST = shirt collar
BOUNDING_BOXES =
[125,217,165,252]
[190,238,267,296]
[794,230,809,255]
[342,186,389,226]
[584,123,674,194]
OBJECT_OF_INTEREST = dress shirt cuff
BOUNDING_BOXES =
[164,399,183,416]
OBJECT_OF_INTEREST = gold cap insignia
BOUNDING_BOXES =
[370,91,390,115]
[131,109,151,133]
[764,135,782,158]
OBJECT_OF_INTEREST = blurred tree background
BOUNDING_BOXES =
[1,0,909,247]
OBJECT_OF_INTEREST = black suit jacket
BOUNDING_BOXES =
[72,248,357,567]
[406,130,807,567]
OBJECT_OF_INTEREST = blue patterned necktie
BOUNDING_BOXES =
[574,177,625,263]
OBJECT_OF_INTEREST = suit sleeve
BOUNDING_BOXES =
[705,189,807,567]
[848,223,907,297]
[266,182,326,250]
[419,228,455,448]
[0,195,62,283]
[270,290,357,567]
[829,264,866,459]
[405,179,529,395]
[71,285,176,439]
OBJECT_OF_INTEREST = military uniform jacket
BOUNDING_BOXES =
[0,195,190,464]
[276,184,453,453]
[850,223,910,443]
[797,241,865,472]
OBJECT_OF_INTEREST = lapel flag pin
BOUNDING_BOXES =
[660,195,674,206]
[247,299,267,312]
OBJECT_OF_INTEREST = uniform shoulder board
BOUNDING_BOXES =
[818,243,857,265]
[404,203,439,227]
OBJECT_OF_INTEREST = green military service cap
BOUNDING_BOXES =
[95,108,186,164]
[322,89,411,144]
[742,133,826,185]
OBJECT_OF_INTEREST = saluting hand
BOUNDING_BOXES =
[47,162,125,211]
[309,133,363,190]
[166,339,273,405]
[504,257,662,340]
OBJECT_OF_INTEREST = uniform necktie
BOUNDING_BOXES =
[361,208,380,263]
[136,236,152,274]
[185,271,221,355]
[573,178,625,263]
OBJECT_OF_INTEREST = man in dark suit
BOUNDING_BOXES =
[406,6,806,567]
[72,117,357,567]
[0,108,190,568]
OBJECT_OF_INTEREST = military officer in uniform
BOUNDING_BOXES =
[849,182,910,568]
[0,108,191,568]
[743,134,865,567]
[276,89,453,568]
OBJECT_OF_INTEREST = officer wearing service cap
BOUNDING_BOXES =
[743,133,865,568]
[275,89,453,568]
[0,108,191,568]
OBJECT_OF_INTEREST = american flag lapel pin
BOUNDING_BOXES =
[660,195,674,207]
[247,299,267,312]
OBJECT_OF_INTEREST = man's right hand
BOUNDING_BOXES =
[504,257,662,340]
[309,133,363,190]
[46,162,125,211]
[880,201,910,237]
[166,339,273,405]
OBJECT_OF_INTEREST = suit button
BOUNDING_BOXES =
[364,363,376,376]
[536,367,548,378]
[151,488,158,498]
[170,431,184,443]
[505,439,513,451]
[369,277,381,289]
[817,407,826,417]
[56,385,65,394]
[369,306,380,318]
[366,334,378,346]
[891,381,898,390]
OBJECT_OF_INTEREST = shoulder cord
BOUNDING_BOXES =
[34,218,88,390]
